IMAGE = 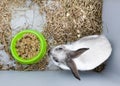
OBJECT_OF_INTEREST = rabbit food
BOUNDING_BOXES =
[16,33,40,59]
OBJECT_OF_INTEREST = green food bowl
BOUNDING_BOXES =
[10,30,47,64]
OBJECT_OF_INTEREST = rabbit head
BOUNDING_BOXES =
[49,45,89,80]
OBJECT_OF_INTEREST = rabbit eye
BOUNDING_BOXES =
[58,48,63,50]
[56,47,63,51]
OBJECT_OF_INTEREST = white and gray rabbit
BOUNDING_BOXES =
[48,35,112,80]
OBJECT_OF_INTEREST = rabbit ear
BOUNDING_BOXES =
[69,48,89,59]
[66,58,80,80]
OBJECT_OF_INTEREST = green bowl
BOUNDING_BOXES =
[10,30,47,64]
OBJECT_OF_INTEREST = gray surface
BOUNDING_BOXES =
[0,0,120,86]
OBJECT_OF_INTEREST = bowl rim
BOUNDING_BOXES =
[10,29,47,64]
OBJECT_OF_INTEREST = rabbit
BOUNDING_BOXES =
[48,35,112,80]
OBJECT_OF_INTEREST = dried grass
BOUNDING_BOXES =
[42,0,103,46]
[0,0,12,58]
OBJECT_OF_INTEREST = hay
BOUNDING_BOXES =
[42,0,103,46]
[0,0,12,59]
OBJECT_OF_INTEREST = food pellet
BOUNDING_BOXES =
[16,33,40,60]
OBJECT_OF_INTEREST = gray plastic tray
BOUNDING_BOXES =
[0,0,119,86]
